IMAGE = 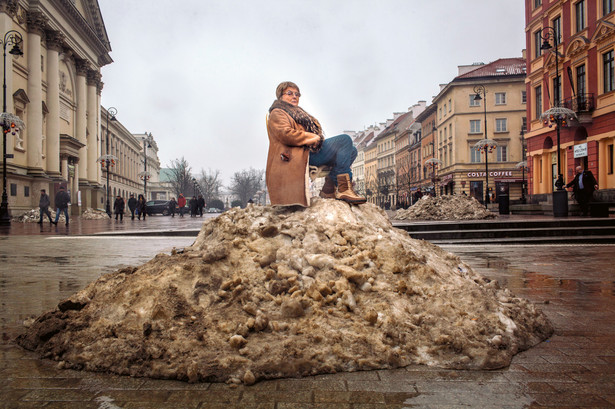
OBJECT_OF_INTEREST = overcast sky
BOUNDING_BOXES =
[98,0,526,185]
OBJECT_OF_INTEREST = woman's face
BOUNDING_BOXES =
[280,87,300,106]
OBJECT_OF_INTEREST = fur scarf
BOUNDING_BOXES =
[269,99,324,152]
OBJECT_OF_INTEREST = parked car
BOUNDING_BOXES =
[145,200,170,216]
[207,208,222,213]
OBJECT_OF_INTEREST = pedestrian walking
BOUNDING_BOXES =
[189,196,198,217]
[127,194,137,220]
[137,194,147,220]
[566,165,598,216]
[113,195,125,221]
[178,194,186,217]
[53,185,70,225]
[37,189,53,224]
[197,194,206,217]
[168,197,177,217]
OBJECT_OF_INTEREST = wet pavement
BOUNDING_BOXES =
[0,215,614,408]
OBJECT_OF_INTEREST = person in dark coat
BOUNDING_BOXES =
[566,165,598,216]
[189,196,198,217]
[197,195,206,217]
[113,195,125,221]
[53,185,71,225]
[127,194,137,220]
[37,189,53,224]
[137,194,147,220]
[168,197,177,217]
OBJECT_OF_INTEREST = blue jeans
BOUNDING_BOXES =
[54,207,69,224]
[309,134,357,183]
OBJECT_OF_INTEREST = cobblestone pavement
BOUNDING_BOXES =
[0,216,614,408]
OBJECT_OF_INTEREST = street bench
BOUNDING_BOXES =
[589,201,615,217]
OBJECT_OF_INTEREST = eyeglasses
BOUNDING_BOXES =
[284,90,301,98]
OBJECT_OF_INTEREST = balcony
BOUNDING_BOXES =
[562,94,594,124]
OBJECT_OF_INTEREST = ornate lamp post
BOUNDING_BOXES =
[540,27,577,217]
[0,30,24,226]
[97,107,117,217]
[424,158,443,196]
[138,133,153,200]
[516,127,528,204]
[473,85,498,208]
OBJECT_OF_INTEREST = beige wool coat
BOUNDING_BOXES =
[266,108,320,207]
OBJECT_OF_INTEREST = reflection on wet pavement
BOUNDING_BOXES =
[0,237,614,408]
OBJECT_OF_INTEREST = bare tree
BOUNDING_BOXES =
[228,168,264,208]
[198,168,222,205]
[168,157,193,197]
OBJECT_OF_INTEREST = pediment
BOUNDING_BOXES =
[592,20,615,44]
[565,36,590,58]
[544,49,564,70]
[13,89,29,104]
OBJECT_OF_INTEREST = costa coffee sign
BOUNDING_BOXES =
[467,171,513,178]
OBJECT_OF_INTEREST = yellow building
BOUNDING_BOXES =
[1,0,111,216]
[431,58,528,203]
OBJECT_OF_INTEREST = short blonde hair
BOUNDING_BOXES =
[276,81,300,99]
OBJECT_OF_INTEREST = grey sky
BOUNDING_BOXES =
[98,0,525,185]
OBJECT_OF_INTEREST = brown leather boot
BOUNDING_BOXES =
[319,176,336,199]
[335,173,366,204]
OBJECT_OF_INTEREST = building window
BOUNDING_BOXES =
[497,146,508,162]
[24,186,29,197]
[522,90,527,104]
[604,50,615,93]
[535,85,542,119]
[443,103,447,115]
[495,118,508,132]
[10,183,17,196]
[448,99,452,112]
[604,0,613,16]
[470,120,481,134]
[553,75,562,104]
[522,117,527,132]
[575,0,586,32]
[553,16,561,45]
[609,144,614,174]
[469,94,480,107]
[534,31,542,59]
[534,0,542,8]
[470,146,482,163]
[495,92,506,105]
[577,64,586,99]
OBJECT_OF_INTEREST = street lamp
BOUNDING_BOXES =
[97,107,117,217]
[425,158,443,196]
[473,85,498,208]
[516,127,528,204]
[540,27,577,217]
[0,30,24,226]
[138,133,153,200]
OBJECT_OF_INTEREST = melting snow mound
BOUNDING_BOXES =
[394,195,497,220]
[17,199,552,385]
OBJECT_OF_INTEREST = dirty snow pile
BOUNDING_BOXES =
[12,208,65,223]
[17,199,551,385]
[394,195,497,220]
[81,208,110,220]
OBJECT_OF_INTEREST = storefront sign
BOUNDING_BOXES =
[467,171,513,178]
[573,143,587,158]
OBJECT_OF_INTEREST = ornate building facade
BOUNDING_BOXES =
[525,0,615,196]
[0,0,111,215]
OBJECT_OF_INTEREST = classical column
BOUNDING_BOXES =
[75,59,88,182]
[542,153,550,194]
[60,155,68,181]
[45,31,63,178]
[26,12,46,174]
[86,69,99,183]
